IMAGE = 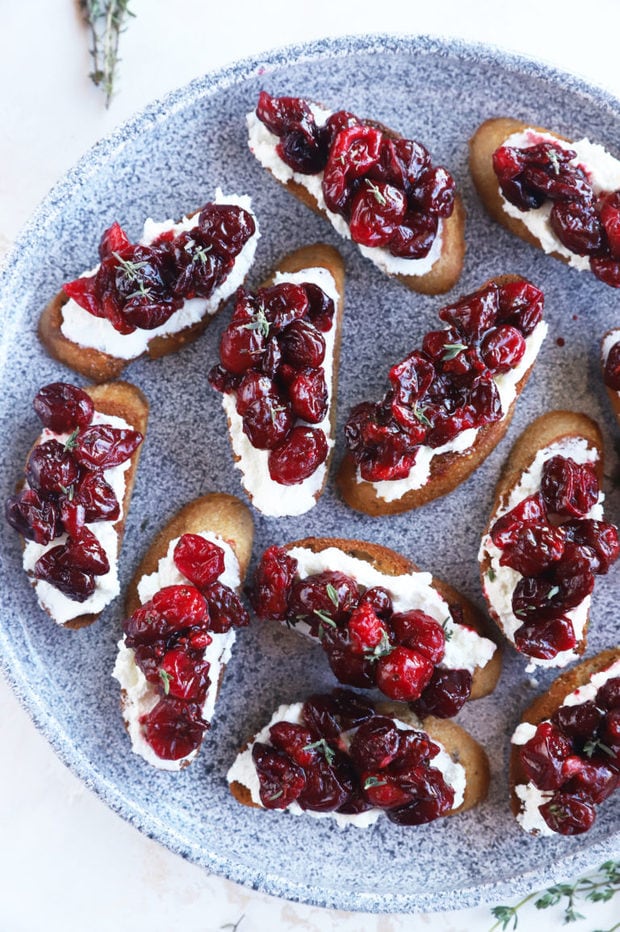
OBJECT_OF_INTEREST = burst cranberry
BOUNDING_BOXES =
[159,649,210,701]
[297,756,353,812]
[197,203,256,257]
[389,351,435,407]
[604,341,620,390]
[173,534,225,588]
[242,394,293,450]
[347,604,389,654]
[386,766,454,824]
[235,372,275,416]
[412,666,473,718]
[562,757,618,804]
[389,212,438,258]
[591,257,620,287]
[99,221,130,258]
[34,547,96,601]
[73,472,120,523]
[64,527,110,575]
[219,321,265,375]
[520,722,572,789]
[390,611,445,664]
[33,383,94,433]
[124,602,171,645]
[278,320,325,369]
[498,280,545,335]
[5,489,60,544]
[142,697,207,761]
[361,772,412,808]
[490,493,547,548]
[251,545,297,620]
[151,585,207,629]
[375,646,434,701]
[322,631,376,689]
[481,325,526,373]
[600,191,620,257]
[328,124,383,179]
[268,722,318,767]
[601,709,620,745]
[73,425,142,470]
[202,582,249,631]
[357,586,393,618]
[539,793,596,835]
[25,440,81,496]
[514,617,577,660]
[512,575,566,621]
[411,166,456,217]
[349,717,401,770]
[596,677,620,710]
[439,284,499,340]
[288,368,328,423]
[289,570,359,631]
[256,91,313,137]
[349,181,407,248]
[305,283,334,332]
[499,522,566,576]
[252,741,306,808]
[550,200,603,255]
[268,426,328,485]
[302,690,375,739]
[261,283,309,331]
[552,701,602,738]
[563,520,619,574]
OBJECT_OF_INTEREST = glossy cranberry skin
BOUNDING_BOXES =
[302,690,375,740]
[498,280,545,336]
[99,221,130,258]
[349,717,401,770]
[386,766,454,824]
[599,191,620,257]
[242,394,293,450]
[268,722,317,767]
[261,283,309,331]
[591,257,620,287]
[347,604,389,655]
[411,165,456,217]
[288,368,328,423]
[357,586,393,619]
[349,182,407,248]
[142,697,207,761]
[5,488,61,544]
[481,325,526,373]
[361,772,412,808]
[34,547,96,601]
[596,677,620,711]
[197,203,256,258]
[552,701,602,739]
[74,472,120,523]
[539,793,596,835]
[490,493,547,549]
[173,534,225,588]
[268,426,328,485]
[289,570,359,631]
[256,91,314,137]
[514,616,577,660]
[322,631,376,689]
[411,667,473,718]
[375,646,434,702]
[202,582,249,632]
[33,383,94,433]
[542,457,599,524]
[550,200,603,255]
[604,341,620,390]
[151,585,208,629]
[25,440,81,496]
[499,522,566,577]
[520,722,572,790]
[235,373,276,416]
[439,284,499,340]
[389,212,438,258]
[305,283,335,332]
[65,527,110,575]
[73,425,142,470]
[389,610,445,664]
[564,520,619,574]
[159,648,211,701]
[251,545,298,620]
[278,320,325,369]
[562,757,618,804]
[219,322,266,375]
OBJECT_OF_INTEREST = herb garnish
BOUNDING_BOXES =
[366,180,387,207]
[241,304,270,339]
[583,737,615,759]
[363,776,387,790]
[80,1,135,107]
[412,405,432,429]
[158,668,173,695]
[442,342,468,361]
[302,738,335,765]
[365,630,392,661]
[442,618,453,641]
[313,609,337,629]
[326,583,340,609]
[112,251,148,284]
[63,428,80,452]
[487,567,497,582]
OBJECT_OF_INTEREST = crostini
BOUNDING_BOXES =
[209,243,344,517]
[338,276,547,516]
[39,191,260,382]
[250,537,501,717]
[470,118,620,288]
[113,493,253,770]
[247,91,465,294]
[479,411,618,670]
[4,380,147,628]
[601,328,620,424]
[510,648,620,836]
[227,688,490,827]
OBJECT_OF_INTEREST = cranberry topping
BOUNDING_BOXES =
[34,547,97,601]
[493,137,620,287]
[33,383,94,433]
[141,698,208,761]
[173,534,225,588]
[251,549,478,713]
[255,92,455,258]
[540,456,599,518]
[604,339,620,390]
[250,691,454,822]
[539,793,596,835]
[5,489,61,544]
[210,280,333,487]
[64,202,255,331]
[73,424,143,470]
[345,280,544,482]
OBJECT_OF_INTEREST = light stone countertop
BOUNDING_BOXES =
[1,2,619,930]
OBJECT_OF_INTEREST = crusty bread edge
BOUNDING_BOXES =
[478,410,604,660]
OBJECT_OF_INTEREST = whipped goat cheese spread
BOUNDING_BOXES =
[112,531,240,771]
[60,190,259,359]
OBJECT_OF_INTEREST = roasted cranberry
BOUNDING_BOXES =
[375,646,434,702]
[302,690,375,740]
[439,284,499,340]
[256,91,314,138]
[552,701,602,739]
[202,582,249,631]
[268,722,317,767]
[297,755,354,812]
[33,383,94,433]
[499,522,565,576]
[389,352,435,408]
[197,203,256,258]
[514,616,577,659]
[219,321,266,375]
[322,630,376,689]
[34,547,96,601]
[562,757,618,804]
[99,221,130,259]
[159,648,211,701]
[235,373,276,416]
[289,570,359,631]
[173,534,225,588]
[25,440,81,497]
[124,602,169,644]
[268,426,328,484]
[324,124,382,190]
[520,722,572,790]
[596,677,620,711]
[411,165,456,217]
[252,741,306,808]
[389,611,445,664]
[349,181,407,248]
[481,325,526,373]
[591,257,620,287]
[5,488,60,544]
[261,283,309,331]
[411,667,473,718]
[349,717,401,770]
[74,472,120,523]
[278,320,325,369]
[64,527,110,575]
[251,545,297,620]
[357,586,393,618]
[347,604,389,654]
[242,394,293,450]
[550,200,603,255]
[498,280,545,336]
[490,493,547,548]
[361,771,412,808]
[151,585,207,629]
[288,368,328,423]
[171,233,231,300]
[142,697,207,761]
[73,425,142,471]
[604,341,620,390]
[386,766,454,824]
[207,364,240,394]
[304,283,334,332]
[512,575,567,621]
[389,212,438,258]
[539,793,596,835]
[563,520,619,574]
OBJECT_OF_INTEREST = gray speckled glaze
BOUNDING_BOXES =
[1,34,619,914]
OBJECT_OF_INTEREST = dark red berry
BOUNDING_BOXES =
[34,546,96,601]
[539,793,596,835]
[151,585,207,629]
[159,649,211,701]
[252,742,306,809]
[33,383,94,433]
[375,646,434,701]
[73,425,143,470]
[389,610,445,664]
[411,667,473,718]
[288,368,328,423]
[142,697,207,761]
[5,488,61,544]
[251,545,298,620]
[25,440,81,496]
[202,582,249,631]
[173,534,225,588]
[267,426,328,485]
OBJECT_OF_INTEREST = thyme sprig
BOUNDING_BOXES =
[80,1,135,107]
[489,861,620,931]
[302,738,335,765]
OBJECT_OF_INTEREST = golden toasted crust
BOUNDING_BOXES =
[229,698,490,815]
[222,243,345,513]
[469,117,576,264]
[286,536,502,701]
[601,329,620,426]
[125,492,254,617]
[479,411,604,659]
[34,381,149,630]
[337,274,542,516]
[509,648,620,818]
[253,112,465,295]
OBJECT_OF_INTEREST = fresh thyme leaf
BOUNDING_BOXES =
[363,776,387,789]
[490,905,519,931]
[112,251,148,283]
[158,668,173,695]
[302,738,335,765]
[184,238,212,264]
[80,0,135,107]
[326,583,339,609]
[547,586,560,599]
[487,567,496,582]
[548,147,562,175]
[241,303,270,339]
[442,618,453,641]
[364,630,392,661]
[365,180,387,207]
[126,280,153,300]
[313,608,336,628]
[583,737,615,759]
[412,405,432,429]
[58,483,76,501]
[268,789,283,801]
[269,404,286,426]
[63,428,80,452]
[442,341,468,361]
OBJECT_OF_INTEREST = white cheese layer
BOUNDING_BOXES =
[247,108,444,278]
[499,130,620,271]
[222,266,338,517]
[112,531,240,771]
[60,190,260,359]
[511,658,620,835]
[286,545,496,675]
[22,412,133,625]
[365,319,547,503]
[227,701,465,828]
[479,437,603,672]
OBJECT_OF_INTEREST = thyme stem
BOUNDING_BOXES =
[80,1,135,107]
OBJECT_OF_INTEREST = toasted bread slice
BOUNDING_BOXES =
[116,493,254,770]
[337,274,546,516]
[39,201,259,383]
[601,328,620,425]
[228,694,490,819]
[509,648,620,823]
[479,411,605,666]
[277,536,502,701]
[217,243,344,517]
[18,381,148,630]
[248,105,465,295]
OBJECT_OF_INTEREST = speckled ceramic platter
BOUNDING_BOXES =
[1,35,619,913]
